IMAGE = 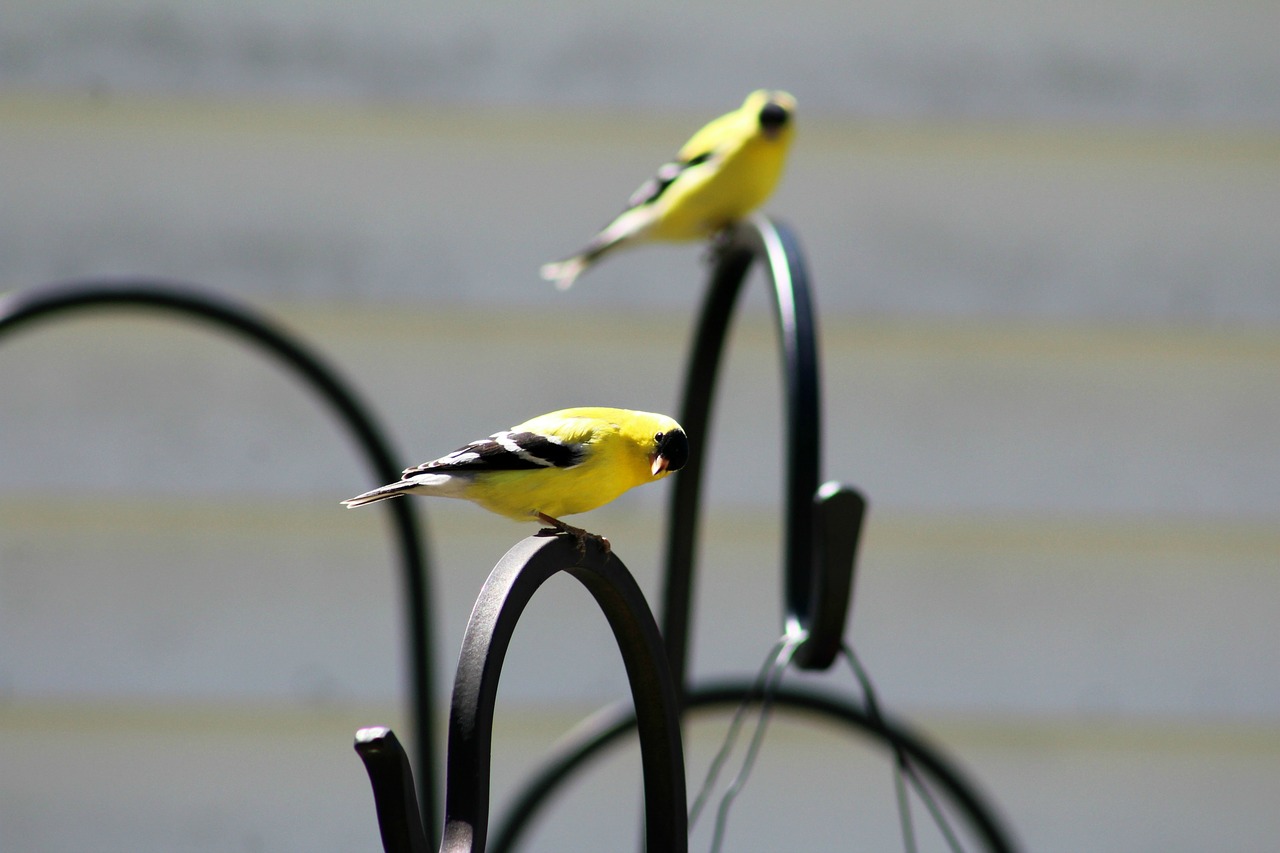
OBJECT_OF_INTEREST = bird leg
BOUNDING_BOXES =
[702,225,738,264]
[534,512,611,559]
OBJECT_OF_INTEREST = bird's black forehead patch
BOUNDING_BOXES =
[759,102,790,129]
[656,428,691,473]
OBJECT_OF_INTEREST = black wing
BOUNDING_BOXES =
[402,430,586,478]
[625,151,714,210]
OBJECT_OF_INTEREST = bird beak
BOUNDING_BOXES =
[651,454,669,477]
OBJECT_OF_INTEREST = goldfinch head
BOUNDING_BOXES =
[613,411,688,479]
[559,407,690,481]
[745,90,796,141]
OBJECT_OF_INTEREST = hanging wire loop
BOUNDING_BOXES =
[661,214,866,678]
[439,534,688,853]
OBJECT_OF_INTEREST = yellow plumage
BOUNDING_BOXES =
[453,408,683,520]
[541,90,796,289]
[342,407,689,550]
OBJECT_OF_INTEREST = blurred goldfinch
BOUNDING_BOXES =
[342,407,690,553]
[541,89,797,290]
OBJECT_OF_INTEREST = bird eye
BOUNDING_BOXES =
[654,432,664,443]
[759,102,790,129]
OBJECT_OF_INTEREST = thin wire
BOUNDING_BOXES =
[893,748,918,853]
[841,642,967,853]
[707,633,803,853]
[687,633,796,829]
[840,642,917,853]
[690,636,968,852]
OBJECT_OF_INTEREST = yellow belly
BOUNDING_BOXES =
[461,459,648,521]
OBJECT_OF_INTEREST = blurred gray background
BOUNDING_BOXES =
[1,2,1277,850]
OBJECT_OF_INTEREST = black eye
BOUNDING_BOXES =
[654,432,664,443]
[759,102,789,130]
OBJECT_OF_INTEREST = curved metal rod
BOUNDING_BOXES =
[489,682,1020,853]
[355,727,431,853]
[662,214,863,679]
[0,278,439,837]
[441,535,687,853]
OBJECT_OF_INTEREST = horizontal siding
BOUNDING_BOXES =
[2,304,1276,515]
[1,96,1276,323]
[0,94,1274,324]
[4,499,1276,717]
[2,5,1277,848]
[4,1,1278,126]
[4,700,1279,852]
[3,252,1277,850]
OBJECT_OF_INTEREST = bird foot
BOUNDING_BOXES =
[535,512,611,560]
[703,226,738,263]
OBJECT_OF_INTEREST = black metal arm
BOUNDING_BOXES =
[356,727,432,853]
[436,535,687,853]
[487,683,1019,853]
[662,214,865,679]
[0,278,439,838]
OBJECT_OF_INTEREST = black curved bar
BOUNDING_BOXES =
[489,682,1020,853]
[440,535,687,853]
[355,727,431,853]
[0,278,439,837]
[662,214,863,678]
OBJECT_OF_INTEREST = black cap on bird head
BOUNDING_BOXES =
[758,98,792,138]
[650,428,691,477]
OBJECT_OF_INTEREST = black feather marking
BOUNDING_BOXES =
[403,431,584,477]
[626,151,715,209]
[502,431,584,468]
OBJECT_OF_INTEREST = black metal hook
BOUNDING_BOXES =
[435,535,687,853]
[0,278,440,837]
[661,214,865,678]
[356,727,432,853]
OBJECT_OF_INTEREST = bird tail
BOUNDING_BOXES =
[341,481,416,508]
[342,471,457,508]
[541,224,636,290]
[540,256,590,291]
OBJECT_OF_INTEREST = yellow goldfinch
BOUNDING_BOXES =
[342,407,689,553]
[541,89,797,290]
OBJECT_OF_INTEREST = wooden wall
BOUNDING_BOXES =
[2,2,1278,850]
